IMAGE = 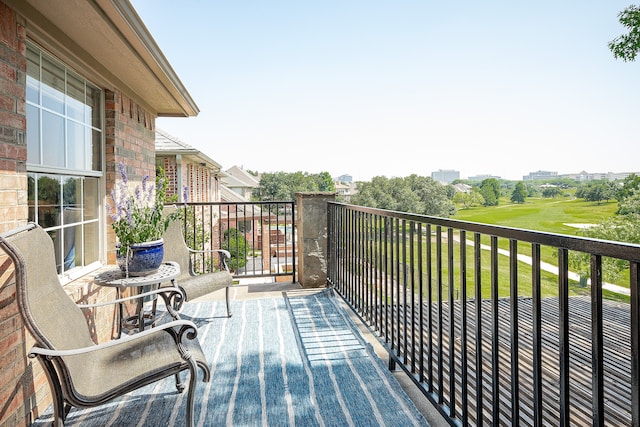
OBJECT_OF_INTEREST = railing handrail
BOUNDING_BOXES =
[330,201,640,261]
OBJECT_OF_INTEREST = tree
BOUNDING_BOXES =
[618,188,640,215]
[479,178,500,206]
[542,187,563,198]
[352,175,455,217]
[222,227,248,272]
[510,182,526,204]
[617,173,640,203]
[254,171,336,201]
[569,214,640,283]
[453,190,485,209]
[609,5,640,62]
[576,181,616,205]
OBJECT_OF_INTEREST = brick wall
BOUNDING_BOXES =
[0,1,27,234]
[0,2,158,425]
[158,156,180,200]
[0,3,34,426]
[105,89,157,264]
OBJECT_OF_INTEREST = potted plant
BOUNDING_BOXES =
[108,163,180,276]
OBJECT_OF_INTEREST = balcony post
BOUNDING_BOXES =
[296,192,336,288]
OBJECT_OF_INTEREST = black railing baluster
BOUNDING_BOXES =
[460,229,468,426]
[437,225,444,403]
[395,217,401,359]
[418,223,425,384]
[558,248,570,427]
[510,239,520,426]
[532,243,543,427]
[384,216,390,343]
[491,235,500,425]
[427,224,433,392]
[591,254,604,426]
[448,227,456,417]
[631,261,640,427]
[410,221,416,373]
[402,219,408,365]
[474,232,483,425]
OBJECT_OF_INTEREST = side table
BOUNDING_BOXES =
[94,261,182,337]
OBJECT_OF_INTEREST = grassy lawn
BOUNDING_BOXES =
[448,196,629,299]
[454,196,618,235]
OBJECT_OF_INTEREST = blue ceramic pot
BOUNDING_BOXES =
[117,239,164,277]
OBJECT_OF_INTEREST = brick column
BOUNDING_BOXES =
[104,90,157,264]
[296,192,335,288]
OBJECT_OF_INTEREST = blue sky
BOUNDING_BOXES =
[131,1,640,181]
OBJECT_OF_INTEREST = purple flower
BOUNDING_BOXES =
[183,186,189,203]
[118,162,128,184]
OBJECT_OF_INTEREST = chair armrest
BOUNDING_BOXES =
[28,319,199,358]
[76,287,185,308]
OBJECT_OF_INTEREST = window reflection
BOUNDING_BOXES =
[37,175,61,228]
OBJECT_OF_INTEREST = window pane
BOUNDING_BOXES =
[41,56,64,114]
[28,174,35,222]
[91,129,101,171]
[42,111,65,167]
[84,177,99,220]
[26,104,40,164]
[48,229,63,274]
[66,72,85,121]
[67,120,85,170]
[38,175,61,228]
[26,48,40,104]
[84,221,99,265]
[87,86,101,128]
[62,176,81,215]
[62,223,82,270]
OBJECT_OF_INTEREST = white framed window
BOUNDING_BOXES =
[26,42,103,279]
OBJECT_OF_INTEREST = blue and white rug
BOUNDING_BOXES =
[33,289,428,426]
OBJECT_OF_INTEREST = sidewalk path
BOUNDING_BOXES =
[463,239,630,296]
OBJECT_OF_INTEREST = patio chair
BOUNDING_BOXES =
[0,223,211,427]
[162,207,234,317]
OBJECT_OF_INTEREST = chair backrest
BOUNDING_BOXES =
[0,224,94,351]
[162,206,192,279]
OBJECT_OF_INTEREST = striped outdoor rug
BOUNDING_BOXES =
[32,289,428,426]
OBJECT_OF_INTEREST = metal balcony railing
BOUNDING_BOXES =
[327,201,640,426]
[176,202,296,281]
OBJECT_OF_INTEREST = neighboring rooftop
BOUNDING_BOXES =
[155,129,222,171]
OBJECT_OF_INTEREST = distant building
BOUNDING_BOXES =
[523,170,558,181]
[453,183,472,193]
[155,129,224,203]
[558,171,637,182]
[334,181,358,202]
[431,169,460,184]
[336,174,353,183]
[222,166,260,200]
[467,174,501,182]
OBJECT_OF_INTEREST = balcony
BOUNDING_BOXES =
[27,197,640,426]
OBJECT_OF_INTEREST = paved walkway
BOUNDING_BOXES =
[463,238,630,296]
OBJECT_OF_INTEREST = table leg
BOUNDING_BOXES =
[116,288,123,339]
[136,286,145,332]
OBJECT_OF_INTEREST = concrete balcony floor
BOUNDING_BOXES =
[197,278,449,427]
